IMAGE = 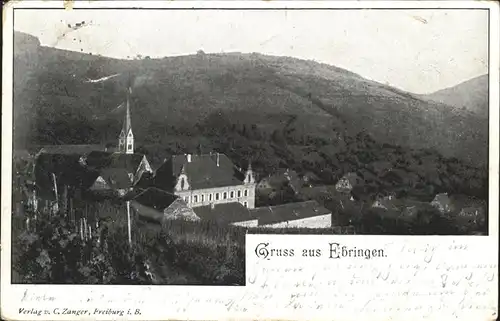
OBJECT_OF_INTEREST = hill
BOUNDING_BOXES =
[422,74,489,118]
[12,32,488,200]
[13,32,487,167]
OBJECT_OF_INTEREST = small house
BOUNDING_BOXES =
[129,187,199,223]
[335,172,363,193]
[430,193,452,213]
[430,193,486,220]
[85,151,153,197]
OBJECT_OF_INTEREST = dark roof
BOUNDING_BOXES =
[193,202,253,224]
[34,153,99,196]
[85,151,145,173]
[258,169,299,189]
[37,144,106,155]
[160,153,244,189]
[100,168,133,189]
[250,200,331,226]
[130,187,179,211]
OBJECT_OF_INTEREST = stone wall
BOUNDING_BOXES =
[231,219,258,228]
[260,214,332,229]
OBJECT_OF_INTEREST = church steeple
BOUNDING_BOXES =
[118,86,134,154]
[244,160,255,184]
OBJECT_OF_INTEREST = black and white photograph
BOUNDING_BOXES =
[7,4,491,289]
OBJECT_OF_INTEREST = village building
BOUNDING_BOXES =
[430,193,453,213]
[370,195,438,224]
[129,187,199,223]
[256,169,301,193]
[118,86,135,154]
[250,200,332,228]
[85,151,153,197]
[191,200,332,229]
[34,86,152,200]
[155,153,256,209]
[430,193,486,223]
[31,85,153,215]
[193,202,256,227]
[335,172,363,193]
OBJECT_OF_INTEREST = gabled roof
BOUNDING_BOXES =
[193,202,253,224]
[160,153,245,189]
[130,187,179,212]
[85,151,145,174]
[37,144,106,156]
[250,200,331,226]
[100,168,133,189]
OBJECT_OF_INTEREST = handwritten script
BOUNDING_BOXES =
[10,236,499,320]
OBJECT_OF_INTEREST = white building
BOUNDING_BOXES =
[155,153,256,208]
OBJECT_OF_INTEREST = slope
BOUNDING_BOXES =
[422,74,489,118]
[13,31,488,167]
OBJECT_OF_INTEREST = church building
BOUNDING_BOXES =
[118,87,134,154]
[86,85,153,196]
[155,153,256,208]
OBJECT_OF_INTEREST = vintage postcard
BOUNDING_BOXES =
[1,1,498,320]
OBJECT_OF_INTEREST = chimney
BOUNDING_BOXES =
[216,153,220,167]
[187,154,192,163]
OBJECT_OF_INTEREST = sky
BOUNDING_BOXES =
[14,9,489,94]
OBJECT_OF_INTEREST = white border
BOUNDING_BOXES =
[2,1,499,320]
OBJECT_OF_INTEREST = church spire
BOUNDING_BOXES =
[123,86,132,136]
[118,85,134,154]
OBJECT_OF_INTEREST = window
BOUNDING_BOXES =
[201,194,205,202]
[184,196,189,203]
[223,192,227,199]
[209,194,212,201]
[230,191,234,198]
[244,202,248,208]
[237,190,241,198]
[193,195,198,203]
[216,193,219,200]
[244,189,248,197]
[180,178,185,189]
[127,144,132,150]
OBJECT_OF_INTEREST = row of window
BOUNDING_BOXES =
[183,189,249,204]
